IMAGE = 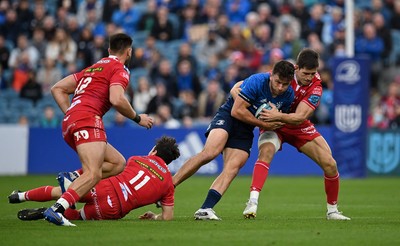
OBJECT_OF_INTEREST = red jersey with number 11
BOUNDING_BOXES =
[109,155,175,217]
[67,56,130,117]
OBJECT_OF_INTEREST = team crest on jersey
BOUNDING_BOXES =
[216,120,225,126]
[308,94,320,106]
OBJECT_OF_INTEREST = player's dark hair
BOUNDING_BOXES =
[154,136,180,165]
[109,33,132,55]
[296,48,319,69]
[272,60,295,82]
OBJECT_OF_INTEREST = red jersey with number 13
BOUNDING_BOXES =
[67,56,130,117]
[286,73,322,128]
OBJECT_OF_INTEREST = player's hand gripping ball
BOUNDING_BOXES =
[255,103,272,118]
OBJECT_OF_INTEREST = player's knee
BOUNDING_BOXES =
[322,157,337,175]
[258,144,276,162]
[87,170,102,185]
[199,149,219,162]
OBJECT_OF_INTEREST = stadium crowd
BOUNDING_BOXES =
[0,0,400,129]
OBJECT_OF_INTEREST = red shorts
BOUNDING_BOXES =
[62,111,107,151]
[260,122,321,151]
[80,179,122,220]
[275,123,321,151]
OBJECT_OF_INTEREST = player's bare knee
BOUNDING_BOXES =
[322,158,337,175]
[200,149,219,162]
[258,145,275,162]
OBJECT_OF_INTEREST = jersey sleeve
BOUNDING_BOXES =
[302,80,322,110]
[238,73,265,104]
[72,70,85,82]
[110,66,130,90]
[160,184,174,207]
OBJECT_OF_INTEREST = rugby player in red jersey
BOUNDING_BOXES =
[42,33,154,226]
[9,136,179,224]
[232,49,350,220]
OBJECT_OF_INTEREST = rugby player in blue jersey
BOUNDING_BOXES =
[172,60,295,220]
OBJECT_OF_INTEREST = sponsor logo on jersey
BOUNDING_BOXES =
[308,94,320,106]
[107,195,113,208]
[121,71,129,80]
[85,67,103,73]
[134,160,164,180]
[168,132,218,174]
[97,59,110,64]
[147,158,167,173]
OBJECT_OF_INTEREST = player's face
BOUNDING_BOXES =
[295,67,317,86]
[270,74,291,96]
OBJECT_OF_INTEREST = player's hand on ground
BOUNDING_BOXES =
[139,211,156,220]
[138,114,154,129]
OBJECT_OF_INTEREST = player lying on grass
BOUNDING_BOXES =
[8,136,180,226]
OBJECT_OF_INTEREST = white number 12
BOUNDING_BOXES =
[129,170,150,190]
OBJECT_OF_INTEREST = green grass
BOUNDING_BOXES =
[1,176,399,245]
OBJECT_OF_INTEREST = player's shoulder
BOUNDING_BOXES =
[312,72,322,85]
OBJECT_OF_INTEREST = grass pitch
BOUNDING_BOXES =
[1,175,399,246]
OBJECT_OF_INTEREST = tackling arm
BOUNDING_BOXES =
[261,101,314,125]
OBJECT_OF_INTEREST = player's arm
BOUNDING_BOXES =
[51,75,76,114]
[110,84,153,128]
[230,81,243,99]
[261,101,314,125]
[231,96,283,130]
[138,205,174,221]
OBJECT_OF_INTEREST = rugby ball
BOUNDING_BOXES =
[255,103,272,118]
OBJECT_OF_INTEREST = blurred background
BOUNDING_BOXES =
[0,0,399,177]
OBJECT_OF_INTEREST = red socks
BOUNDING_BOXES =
[25,186,54,202]
[250,160,270,192]
[324,173,339,205]
[61,188,80,207]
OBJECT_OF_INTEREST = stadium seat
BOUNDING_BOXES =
[133,31,150,48]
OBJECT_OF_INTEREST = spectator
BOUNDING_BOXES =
[36,58,62,95]
[273,5,301,45]
[45,27,78,67]
[15,0,34,36]
[242,12,260,41]
[77,0,104,28]
[154,103,181,129]
[0,9,20,46]
[19,71,42,106]
[0,35,10,70]
[175,42,198,74]
[92,35,108,63]
[112,0,141,34]
[257,3,276,36]
[146,82,173,115]
[133,76,156,114]
[151,59,178,98]
[176,90,198,120]
[176,59,202,98]
[201,54,221,86]
[31,28,47,62]
[194,26,227,66]
[197,79,226,121]
[102,0,120,23]
[220,64,240,94]
[224,0,251,24]
[372,12,392,66]
[11,51,32,92]
[150,6,174,41]
[65,15,81,43]
[322,6,345,46]
[30,3,47,31]
[8,34,39,70]
[355,23,384,89]
[301,3,324,41]
[39,105,59,128]
[390,0,400,30]
[138,0,157,32]
[215,14,231,41]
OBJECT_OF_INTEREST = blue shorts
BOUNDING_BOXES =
[205,108,254,155]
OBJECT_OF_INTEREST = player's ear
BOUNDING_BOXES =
[294,64,299,70]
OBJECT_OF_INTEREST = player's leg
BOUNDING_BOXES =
[300,136,350,220]
[244,131,280,218]
[194,148,248,220]
[173,128,228,186]
[101,143,126,178]
[8,186,61,203]
[44,141,106,226]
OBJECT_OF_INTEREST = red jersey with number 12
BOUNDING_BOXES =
[109,155,175,217]
[67,56,130,117]
[286,73,322,128]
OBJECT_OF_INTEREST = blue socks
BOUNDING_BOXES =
[201,189,222,209]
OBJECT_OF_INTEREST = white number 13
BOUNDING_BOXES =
[129,170,150,190]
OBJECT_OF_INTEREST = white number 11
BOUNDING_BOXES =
[129,170,150,190]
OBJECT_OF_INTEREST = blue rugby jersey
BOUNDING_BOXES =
[221,72,294,115]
